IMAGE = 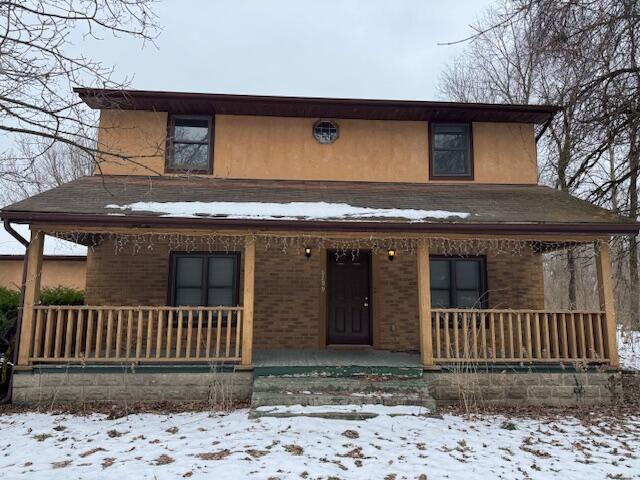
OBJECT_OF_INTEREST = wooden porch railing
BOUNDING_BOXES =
[431,309,610,364]
[28,306,243,364]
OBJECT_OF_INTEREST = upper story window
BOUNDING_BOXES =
[430,123,473,179]
[167,116,212,173]
[313,120,339,144]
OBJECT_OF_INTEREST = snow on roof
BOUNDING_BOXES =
[0,224,87,257]
[105,201,471,222]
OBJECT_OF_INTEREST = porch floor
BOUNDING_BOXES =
[253,349,421,368]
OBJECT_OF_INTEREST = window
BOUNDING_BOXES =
[430,256,486,308]
[171,253,239,307]
[167,116,212,172]
[313,120,339,144]
[430,123,472,178]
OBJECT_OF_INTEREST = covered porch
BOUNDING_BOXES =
[4,174,634,373]
[15,226,620,370]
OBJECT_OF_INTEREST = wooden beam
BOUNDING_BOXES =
[417,240,434,367]
[241,236,256,367]
[17,230,44,365]
[33,223,606,244]
[595,242,619,368]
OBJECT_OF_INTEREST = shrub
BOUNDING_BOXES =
[0,287,20,352]
[0,287,84,353]
[39,286,84,306]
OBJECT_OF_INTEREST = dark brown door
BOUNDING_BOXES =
[327,250,371,345]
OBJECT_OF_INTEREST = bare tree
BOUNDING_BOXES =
[439,0,640,325]
[0,134,94,205]
[0,0,159,183]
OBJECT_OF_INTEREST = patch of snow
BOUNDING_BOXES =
[0,224,86,256]
[105,201,471,222]
[255,404,425,415]
[0,407,638,479]
[619,328,640,371]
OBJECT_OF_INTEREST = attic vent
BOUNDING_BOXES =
[313,120,339,144]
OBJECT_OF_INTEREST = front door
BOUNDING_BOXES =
[327,250,371,345]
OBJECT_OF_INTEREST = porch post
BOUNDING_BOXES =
[595,241,619,368]
[17,230,44,366]
[241,236,255,367]
[417,239,434,367]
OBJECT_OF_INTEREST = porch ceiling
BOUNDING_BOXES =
[1,175,638,235]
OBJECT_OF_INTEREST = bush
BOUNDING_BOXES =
[0,287,19,352]
[39,286,84,306]
[0,286,84,351]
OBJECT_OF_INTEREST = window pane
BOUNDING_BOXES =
[176,257,203,287]
[174,118,209,142]
[456,290,482,308]
[431,289,451,308]
[209,257,235,287]
[176,287,202,306]
[434,132,466,150]
[208,287,233,306]
[433,150,469,176]
[171,143,209,170]
[430,260,450,289]
[455,260,481,289]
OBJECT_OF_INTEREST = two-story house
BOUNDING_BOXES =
[2,89,638,408]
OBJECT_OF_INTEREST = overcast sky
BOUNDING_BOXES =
[81,0,494,100]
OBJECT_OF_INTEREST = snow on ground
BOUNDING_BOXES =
[105,201,471,222]
[0,407,638,479]
[619,329,640,371]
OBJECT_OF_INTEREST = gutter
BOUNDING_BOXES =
[0,220,30,404]
[2,210,640,236]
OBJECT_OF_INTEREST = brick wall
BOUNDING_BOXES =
[486,250,545,309]
[85,239,170,305]
[374,251,420,351]
[85,239,545,352]
[253,246,322,349]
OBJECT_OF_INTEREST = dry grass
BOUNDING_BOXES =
[0,399,249,417]
[79,447,106,458]
[51,460,72,469]
[194,449,231,461]
[284,444,304,456]
[154,454,175,465]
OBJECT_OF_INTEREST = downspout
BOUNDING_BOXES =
[536,116,553,143]
[0,220,30,404]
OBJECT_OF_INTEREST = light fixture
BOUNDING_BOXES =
[305,247,312,258]
[388,248,396,261]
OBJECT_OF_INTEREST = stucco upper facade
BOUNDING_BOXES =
[95,109,539,184]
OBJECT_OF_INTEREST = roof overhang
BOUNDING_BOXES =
[2,210,638,237]
[74,88,561,124]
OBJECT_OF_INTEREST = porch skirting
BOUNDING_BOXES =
[11,367,253,404]
[11,367,621,407]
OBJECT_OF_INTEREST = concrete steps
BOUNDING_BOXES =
[250,375,436,412]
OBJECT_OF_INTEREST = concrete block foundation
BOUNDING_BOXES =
[426,370,622,406]
[12,366,253,405]
[11,366,622,407]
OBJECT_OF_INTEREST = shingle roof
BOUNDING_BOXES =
[1,175,637,235]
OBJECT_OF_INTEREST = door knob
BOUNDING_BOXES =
[363,296,369,307]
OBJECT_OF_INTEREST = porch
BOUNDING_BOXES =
[15,228,620,370]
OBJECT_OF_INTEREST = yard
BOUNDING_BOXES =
[0,404,638,479]
[0,332,637,479]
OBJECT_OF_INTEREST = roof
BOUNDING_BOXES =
[1,176,637,235]
[74,88,560,124]
[0,223,87,257]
